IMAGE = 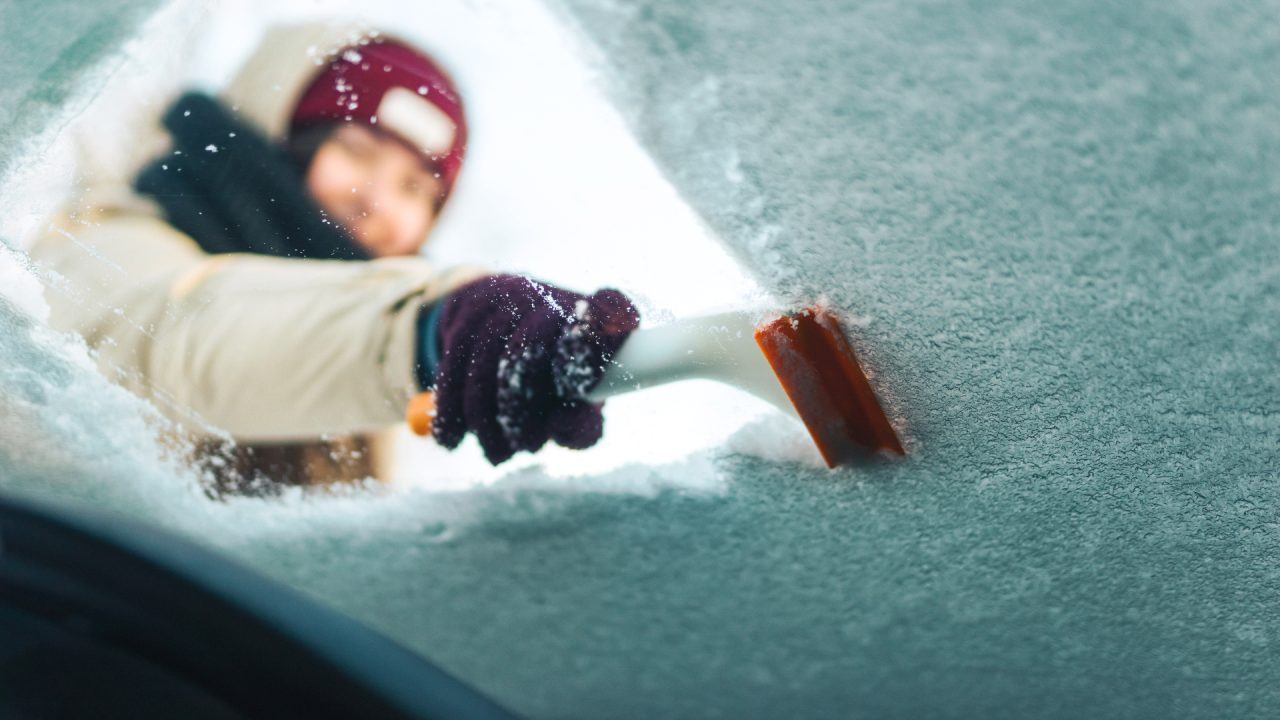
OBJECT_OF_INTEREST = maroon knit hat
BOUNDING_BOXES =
[290,37,467,199]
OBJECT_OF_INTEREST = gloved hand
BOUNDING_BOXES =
[430,274,640,465]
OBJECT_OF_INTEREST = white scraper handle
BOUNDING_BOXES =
[588,312,799,419]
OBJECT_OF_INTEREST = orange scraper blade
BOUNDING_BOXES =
[754,307,904,467]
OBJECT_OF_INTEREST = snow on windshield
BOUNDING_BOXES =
[3,0,1278,718]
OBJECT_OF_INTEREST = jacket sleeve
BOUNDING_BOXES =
[31,212,485,440]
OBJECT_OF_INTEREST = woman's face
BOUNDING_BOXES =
[305,124,443,258]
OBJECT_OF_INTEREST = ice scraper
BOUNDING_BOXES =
[407,307,903,467]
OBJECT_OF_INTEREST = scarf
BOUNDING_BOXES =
[135,92,368,260]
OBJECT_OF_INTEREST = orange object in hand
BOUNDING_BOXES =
[408,307,905,468]
[405,391,436,436]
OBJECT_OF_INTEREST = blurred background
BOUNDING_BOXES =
[1,0,1278,717]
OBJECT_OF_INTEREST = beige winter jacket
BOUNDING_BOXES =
[28,23,482,442]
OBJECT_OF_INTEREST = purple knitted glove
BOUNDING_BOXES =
[431,274,640,465]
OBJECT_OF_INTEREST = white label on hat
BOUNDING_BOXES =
[377,86,457,155]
